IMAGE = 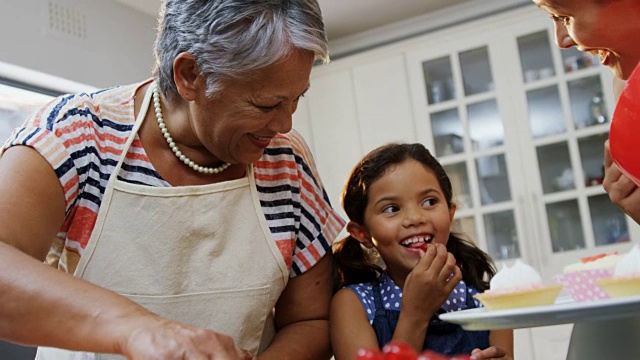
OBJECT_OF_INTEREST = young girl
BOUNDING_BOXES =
[331,143,513,360]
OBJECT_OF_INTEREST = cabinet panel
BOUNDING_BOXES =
[304,70,363,215]
[530,325,572,360]
[406,36,525,263]
[352,55,416,151]
[292,95,315,155]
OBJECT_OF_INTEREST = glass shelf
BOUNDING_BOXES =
[468,99,504,150]
[537,142,575,194]
[431,108,465,157]
[578,133,608,187]
[568,75,608,129]
[517,31,555,84]
[476,153,511,205]
[526,85,566,139]
[460,46,494,96]
[444,161,472,209]
[547,199,586,252]
[484,210,520,261]
[588,194,630,246]
[422,56,455,105]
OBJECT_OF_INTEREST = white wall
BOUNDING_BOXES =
[0,0,157,89]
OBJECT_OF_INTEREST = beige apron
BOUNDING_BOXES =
[37,84,289,359]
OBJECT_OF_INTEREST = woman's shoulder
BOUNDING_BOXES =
[258,130,323,182]
[34,82,142,131]
[263,130,315,164]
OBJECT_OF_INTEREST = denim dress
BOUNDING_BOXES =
[346,272,489,355]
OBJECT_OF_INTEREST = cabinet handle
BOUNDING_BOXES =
[529,192,546,270]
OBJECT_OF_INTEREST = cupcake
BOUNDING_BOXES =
[474,259,562,310]
[556,252,620,302]
[597,245,640,298]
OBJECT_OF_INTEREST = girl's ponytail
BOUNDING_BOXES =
[332,235,383,290]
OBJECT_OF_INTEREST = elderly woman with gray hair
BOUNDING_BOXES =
[0,1,344,359]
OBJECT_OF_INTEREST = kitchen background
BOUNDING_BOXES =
[1,0,637,359]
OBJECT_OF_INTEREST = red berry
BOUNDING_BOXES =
[356,348,385,360]
[417,350,449,360]
[381,341,418,360]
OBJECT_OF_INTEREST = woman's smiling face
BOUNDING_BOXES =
[533,0,640,80]
[191,49,314,165]
[360,159,455,280]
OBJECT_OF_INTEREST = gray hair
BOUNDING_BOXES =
[152,0,329,102]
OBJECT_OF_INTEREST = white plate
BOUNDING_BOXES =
[439,295,640,330]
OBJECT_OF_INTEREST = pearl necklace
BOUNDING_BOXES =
[152,84,231,174]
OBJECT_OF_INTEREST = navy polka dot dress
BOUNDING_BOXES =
[346,272,489,355]
[346,272,483,324]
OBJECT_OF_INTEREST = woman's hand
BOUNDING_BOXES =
[469,346,512,360]
[603,140,640,225]
[123,316,255,360]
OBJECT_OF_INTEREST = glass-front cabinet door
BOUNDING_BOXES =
[410,40,524,268]
[407,11,639,283]
[514,28,634,278]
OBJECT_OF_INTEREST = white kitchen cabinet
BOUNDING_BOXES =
[301,69,363,218]
[404,7,640,282]
[292,91,315,155]
[406,8,639,360]
[295,5,640,359]
[352,55,417,151]
[297,53,420,215]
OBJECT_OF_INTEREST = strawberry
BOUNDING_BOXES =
[581,252,617,263]
[382,341,418,360]
[356,348,385,360]
[417,350,448,360]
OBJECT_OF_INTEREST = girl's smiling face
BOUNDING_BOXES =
[356,159,455,282]
[533,0,640,80]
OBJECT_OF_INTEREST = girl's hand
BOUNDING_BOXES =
[402,243,462,321]
[469,346,512,360]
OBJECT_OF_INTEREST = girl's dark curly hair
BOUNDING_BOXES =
[333,143,496,292]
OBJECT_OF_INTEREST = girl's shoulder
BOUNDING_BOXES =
[345,282,376,297]
[339,282,377,323]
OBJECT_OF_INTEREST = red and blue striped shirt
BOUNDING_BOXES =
[1,81,344,277]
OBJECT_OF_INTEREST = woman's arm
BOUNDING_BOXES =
[330,287,379,360]
[259,254,335,360]
[0,146,250,359]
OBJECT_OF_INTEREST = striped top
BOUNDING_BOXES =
[0,80,344,277]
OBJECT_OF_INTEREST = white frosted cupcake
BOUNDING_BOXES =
[474,260,562,310]
[598,245,640,298]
